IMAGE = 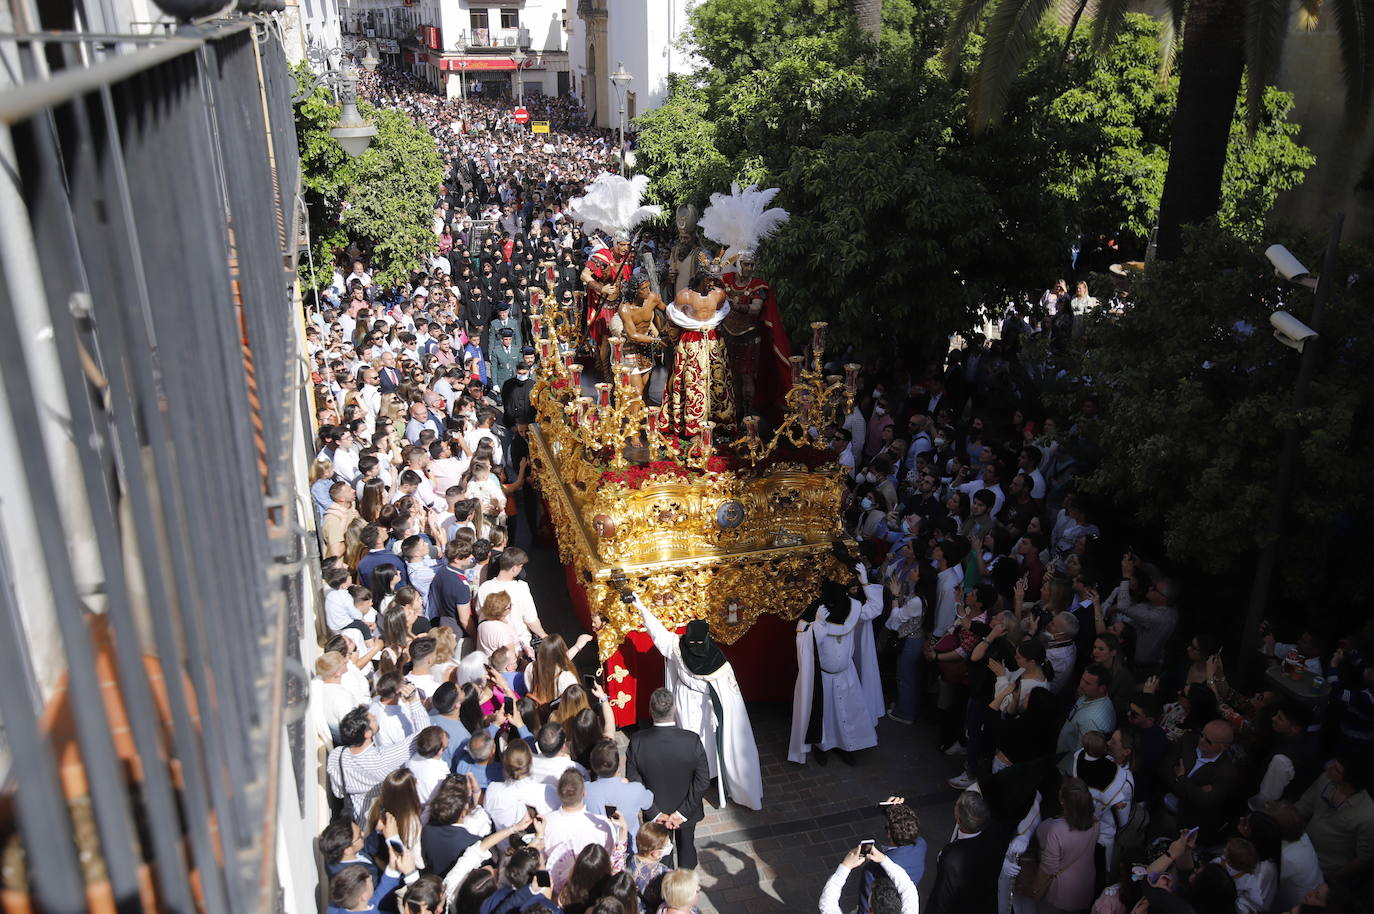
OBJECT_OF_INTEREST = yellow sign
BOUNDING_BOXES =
[531,121,550,134]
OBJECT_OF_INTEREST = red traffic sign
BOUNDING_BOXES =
[513,106,530,125]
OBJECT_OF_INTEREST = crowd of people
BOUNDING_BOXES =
[829,318,1374,914]
[304,66,1374,914]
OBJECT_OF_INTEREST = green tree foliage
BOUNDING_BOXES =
[1065,228,1374,589]
[295,72,444,289]
[634,2,1311,361]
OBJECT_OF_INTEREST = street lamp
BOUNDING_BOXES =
[610,61,632,172]
[294,39,380,158]
[512,48,526,104]
[1240,214,1344,666]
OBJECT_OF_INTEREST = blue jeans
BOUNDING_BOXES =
[894,637,923,719]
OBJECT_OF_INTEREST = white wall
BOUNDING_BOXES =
[603,0,697,125]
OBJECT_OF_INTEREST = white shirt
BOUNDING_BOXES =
[310,679,359,745]
[464,427,504,466]
[325,588,363,633]
[406,670,442,700]
[529,754,587,786]
[370,700,422,748]
[483,776,557,830]
[934,566,962,636]
[477,579,541,646]
[1276,835,1324,913]
[406,755,450,805]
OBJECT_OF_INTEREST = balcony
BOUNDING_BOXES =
[450,26,530,49]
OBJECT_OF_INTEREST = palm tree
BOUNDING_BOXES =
[943,0,1374,259]
[848,0,883,40]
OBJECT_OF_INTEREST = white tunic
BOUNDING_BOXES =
[788,581,883,762]
[637,599,764,811]
[851,579,886,724]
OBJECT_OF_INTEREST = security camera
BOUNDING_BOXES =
[1270,310,1317,352]
[1265,245,1313,284]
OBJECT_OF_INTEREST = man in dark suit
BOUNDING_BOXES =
[626,688,710,869]
[1156,718,1237,844]
[377,351,402,393]
[926,790,1009,913]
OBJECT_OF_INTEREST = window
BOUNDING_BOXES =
[469,9,488,30]
[500,7,519,28]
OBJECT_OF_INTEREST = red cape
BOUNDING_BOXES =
[723,271,793,420]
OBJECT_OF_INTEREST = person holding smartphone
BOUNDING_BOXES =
[819,842,920,914]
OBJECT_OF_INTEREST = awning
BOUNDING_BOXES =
[430,55,519,71]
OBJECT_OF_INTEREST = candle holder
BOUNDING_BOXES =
[810,321,827,368]
[844,362,860,397]
[743,415,761,443]
[701,421,715,453]
[789,355,805,386]
[609,336,625,365]
[531,314,544,338]
[616,362,633,390]
[569,362,584,391]
[595,382,613,409]
[538,338,552,362]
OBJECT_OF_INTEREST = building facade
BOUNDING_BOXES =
[383,0,573,99]
[570,0,698,129]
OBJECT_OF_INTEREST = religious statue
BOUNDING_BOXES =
[614,274,669,402]
[566,173,662,377]
[697,184,793,417]
[656,267,736,440]
[667,205,707,299]
[581,232,635,376]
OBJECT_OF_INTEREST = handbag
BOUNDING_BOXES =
[1014,831,1094,901]
[932,631,970,685]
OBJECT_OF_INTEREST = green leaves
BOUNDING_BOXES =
[294,70,445,289]
[1064,227,1374,590]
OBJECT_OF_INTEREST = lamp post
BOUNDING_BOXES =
[1240,212,1344,666]
[294,39,380,158]
[512,48,526,104]
[609,61,632,173]
[455,36,468,99]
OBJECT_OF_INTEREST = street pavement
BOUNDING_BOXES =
[527,542,958,912]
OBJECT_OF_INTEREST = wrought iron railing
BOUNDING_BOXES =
[0,18,317,914]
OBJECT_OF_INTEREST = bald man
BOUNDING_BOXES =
[1158,718,1237,844]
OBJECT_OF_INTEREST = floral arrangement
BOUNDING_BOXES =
[599,460,692,489]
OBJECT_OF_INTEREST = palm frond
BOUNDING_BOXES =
[1155,0,1188,81]
[1296,0,1323,30]
[970,0,1060,131]
[1089,0,1133,53]
[1244,0,1291,133]
[942,0,1002,79]
[1327,0,1374,126]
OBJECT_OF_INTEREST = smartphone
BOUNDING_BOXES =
[504,696,514,715]
[386,836,405,855]
[582,673,597,690]
[604,805,618,819]
[1186,826,1200,839]
[533,870,552,888]
[858,839,875,855]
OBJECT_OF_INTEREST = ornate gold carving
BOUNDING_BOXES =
[526,281,853,660]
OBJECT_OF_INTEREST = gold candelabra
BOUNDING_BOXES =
[736,321,859,466]
[530,288,707,470]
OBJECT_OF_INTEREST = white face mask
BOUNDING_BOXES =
[861,497,874,511]
[934,438,946,448]
[874,406,887,416]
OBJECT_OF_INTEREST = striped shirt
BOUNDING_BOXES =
[328,698,429,823]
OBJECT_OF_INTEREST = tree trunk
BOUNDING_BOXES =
[1153,0,1245,259]
[848,0,883,40]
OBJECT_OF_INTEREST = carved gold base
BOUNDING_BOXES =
[528,422,852,658]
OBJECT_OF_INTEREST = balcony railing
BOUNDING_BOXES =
[451,26,531,49]
[0,18,315,914]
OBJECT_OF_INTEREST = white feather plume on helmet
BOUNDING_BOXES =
[567,172,662,241]
[697,183,790,264]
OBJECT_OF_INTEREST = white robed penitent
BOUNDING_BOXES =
[789,566,883,763]
[636,598,764,811]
